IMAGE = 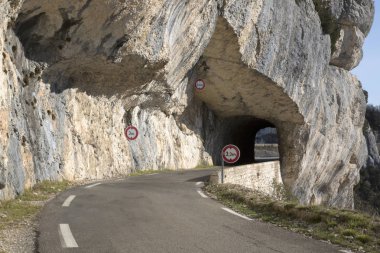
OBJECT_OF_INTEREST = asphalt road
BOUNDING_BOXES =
[37,169,346,253]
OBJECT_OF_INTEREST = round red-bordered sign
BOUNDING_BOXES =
[222,144,240,164]
[194,79,206,91]
[125,126,139,141]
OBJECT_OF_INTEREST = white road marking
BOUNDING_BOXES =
[197,190,208,198]
[59,224,78,248]
[339,250,354,253]
[85,182,102,189]
[196,181,204,186]
[62,195,76,207]
[222,207,253,221]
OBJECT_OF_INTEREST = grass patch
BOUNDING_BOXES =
[341,229,357,237]
[193,164,216,170]
[128,169,173,177]
[0,201,40,230]
[18,180,72,201]
[129,166,215,177]
[357,234,372,244]
[205,183,380,253]
[0,180,73,230]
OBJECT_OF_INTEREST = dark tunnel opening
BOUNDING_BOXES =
[220,117,280,166]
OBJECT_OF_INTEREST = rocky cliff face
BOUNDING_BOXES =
[0,0,374,208]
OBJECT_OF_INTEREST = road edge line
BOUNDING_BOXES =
[197,190,208,198]
[221,207,253,221]
[85,182,102,189]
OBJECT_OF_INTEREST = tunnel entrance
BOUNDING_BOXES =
[193,16,306,188]
[254,127,280,162]
[219,117,280,166]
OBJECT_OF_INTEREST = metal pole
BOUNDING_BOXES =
[221,153,224,184]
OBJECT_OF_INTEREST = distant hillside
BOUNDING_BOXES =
[255,128,278,144]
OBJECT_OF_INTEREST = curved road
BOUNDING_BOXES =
[38,170,345,253]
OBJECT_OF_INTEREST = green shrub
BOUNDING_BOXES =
[341,229,357,237]
[356,234,371,244]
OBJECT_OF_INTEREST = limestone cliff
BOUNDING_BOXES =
[0,0,374,208]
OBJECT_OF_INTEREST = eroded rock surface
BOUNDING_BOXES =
[313,0,374,70]
[0,0,374,208]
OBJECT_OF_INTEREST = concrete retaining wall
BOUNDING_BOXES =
[212,162,283,197]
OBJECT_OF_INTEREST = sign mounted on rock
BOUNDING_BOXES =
[125,126,139,141]
[222,144,240,164]
[194,79,206,91]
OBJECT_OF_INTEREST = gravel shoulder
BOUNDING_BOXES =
[0,215,38,253]
[0,179,99,253]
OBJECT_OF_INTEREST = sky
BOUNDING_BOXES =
[352,1,379,106]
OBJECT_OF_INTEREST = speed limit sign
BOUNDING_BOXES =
[125,126,139,141]
[194,79,205,91]
[222,144,240,164]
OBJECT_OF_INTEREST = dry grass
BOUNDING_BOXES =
[205,183,380,253]
[0,180,73,230]
[128,169,173,177]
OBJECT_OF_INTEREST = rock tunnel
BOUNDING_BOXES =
[193,18,304,185]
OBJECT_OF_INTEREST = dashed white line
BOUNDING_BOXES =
[339,250,354,253]
[196,181,204,186]
[85,182,102,189]
[221,207,253,221]
[62,195,76,207]
[197,190,208,198]
[59,224,78,248]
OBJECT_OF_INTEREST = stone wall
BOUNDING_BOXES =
[213,162,283,198]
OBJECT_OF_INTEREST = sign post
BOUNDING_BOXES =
[221,144,241,184]
[221,154,224,184]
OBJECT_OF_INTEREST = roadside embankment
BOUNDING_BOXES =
[0,180,74,253]
[205,183,380,253]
